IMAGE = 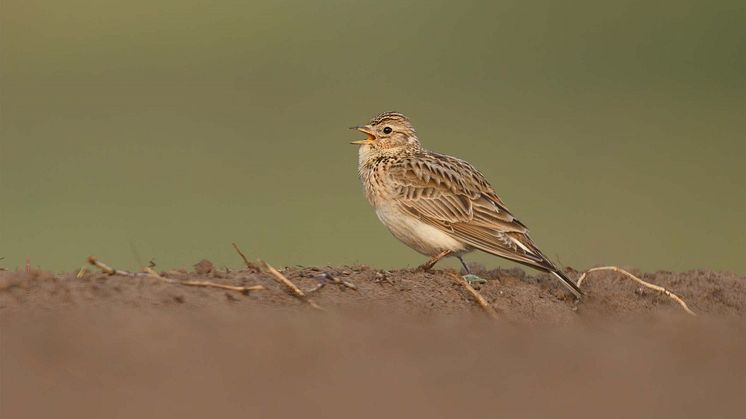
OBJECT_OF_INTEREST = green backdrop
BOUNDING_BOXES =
[1,0,744,273]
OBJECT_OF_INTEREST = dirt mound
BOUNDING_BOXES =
[1,265,743,319]
[2,265,745,418]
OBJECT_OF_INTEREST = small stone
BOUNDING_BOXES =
[194,259,215,275]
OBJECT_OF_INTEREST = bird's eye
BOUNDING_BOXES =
[383,126,392,134]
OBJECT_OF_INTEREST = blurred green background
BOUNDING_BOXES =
[1,0,744,273]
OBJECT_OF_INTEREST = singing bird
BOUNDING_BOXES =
[351,111,582,298]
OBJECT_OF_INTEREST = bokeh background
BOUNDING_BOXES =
[1,0,744,273]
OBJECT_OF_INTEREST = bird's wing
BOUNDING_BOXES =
[386,152,556,270]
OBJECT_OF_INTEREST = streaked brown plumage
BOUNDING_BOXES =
[351,111,583,298]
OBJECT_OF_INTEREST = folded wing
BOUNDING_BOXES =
[387,152,559,272]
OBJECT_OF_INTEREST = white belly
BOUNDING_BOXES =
[374,204,468,257]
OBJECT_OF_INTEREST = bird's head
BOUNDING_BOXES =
[350,112,421,155]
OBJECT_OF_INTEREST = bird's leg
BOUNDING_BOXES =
[457,256,472,274]
[457,256,488,284]
[417,250,452,272]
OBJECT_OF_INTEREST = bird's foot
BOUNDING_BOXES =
[462,274,488,285]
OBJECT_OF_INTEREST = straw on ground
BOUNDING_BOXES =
[87,256,264,295]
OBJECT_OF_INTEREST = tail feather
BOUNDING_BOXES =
[551,270,583,299]
[518,239,584,299]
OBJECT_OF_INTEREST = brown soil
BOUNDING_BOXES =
[2,264,745,418]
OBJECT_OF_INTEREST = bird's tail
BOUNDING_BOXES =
[550,269,583,299]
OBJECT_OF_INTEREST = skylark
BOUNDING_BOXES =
[351,111,583,298]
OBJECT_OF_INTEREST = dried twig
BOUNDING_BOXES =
[258,259,324,310]
[88,256,146,277]
[179,280,264,294]
[307,272,357,292]
[87,256,263,295]
[304,282,326,293]
[448,271,499,320]
[303,273,357,293]
[144,267,264,295]
[232,242,259,270]
[76,266,88,278]
[576,266,696,316]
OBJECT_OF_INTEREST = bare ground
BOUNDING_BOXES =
[1,264,745,418]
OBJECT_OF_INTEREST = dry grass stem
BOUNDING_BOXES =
[305,275,357,294]
[232,243,259,270]
[576,266,696,316]
[447,271,499,320]
[144,267,264,294]
[258,259,324,310]
[87,256,146,277]
[87,256,263,295]
[181,281,264,294]
[320,272,358,290]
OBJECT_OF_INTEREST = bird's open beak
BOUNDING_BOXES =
[350,126,376,145]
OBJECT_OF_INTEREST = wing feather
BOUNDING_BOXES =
[386,152,555,271]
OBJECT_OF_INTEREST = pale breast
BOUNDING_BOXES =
[374,203,468,257]
[358,146,471,257]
